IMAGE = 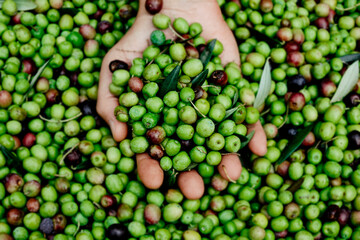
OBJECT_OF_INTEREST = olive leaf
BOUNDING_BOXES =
[0,145,25,174]
[232,88,239,107]
[246,27,282,48]
[200,39,216,67]
[276,123,314,165]
[254,58,272,109]
[74,160,91,170]
[223,105,242,122]
[158,65,181,97]
[58,8,80,15]
[161,169,178,190]
[183,163,198,171]
[23,58,52,101]
[330,60,359,103]
[240,130,255,149]
[326,53,360,64]
[0,0,36,11]
[287,178,305,193]
[191,69,209,87]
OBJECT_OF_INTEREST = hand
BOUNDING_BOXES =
[97,0,239,142]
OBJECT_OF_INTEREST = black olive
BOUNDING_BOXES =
[98,21,112,35]
[107,224,130,240]
[344,92,360,107]
[109,60,129,73]
[279,125,297,138]
[287,74,306,92]
[40,218,54,235]
[64,148,82,167]
[79,100,96,115]
[118,5,133,20]
[181,140,192,151]
[338,207,351,227]
[323,205,340,221]
[347,130,360,150]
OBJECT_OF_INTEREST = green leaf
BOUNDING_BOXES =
[287,178,305,193]
[58,8,80,15]
[23,58,51,101]
[0,0,36,11]
[0,145,24,174]
[232,88,239,107]
[74,160,91,170]
[223,105,242,122]
[183,163,198,171]
[158,65,181,98]
[247,27,282,48]
[240,131,255,149]
[276,123,314,165]
[200,39,216,67]
[191,69,208,87]
[331,60,359,103]
[326,54,360,64]
[254,58,272,109]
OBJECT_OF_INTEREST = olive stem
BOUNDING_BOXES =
[93,202,103,209]
[221,165,236,183]
[260,108,270,116]
[188,98,206,118]
[168,25,195,47]
[39,112,83,123]
[59,143,80,166]
[73,221,81,237]
[278,105,290,129]
[335,2,360,11]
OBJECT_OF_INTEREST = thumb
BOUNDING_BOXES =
[108,118,128,142]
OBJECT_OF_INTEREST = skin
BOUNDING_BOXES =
[97,0,267,197]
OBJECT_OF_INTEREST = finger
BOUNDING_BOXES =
[218,154,242,182]
[136,153,151,162]
[247,120,268,156]
[97,56,128,142]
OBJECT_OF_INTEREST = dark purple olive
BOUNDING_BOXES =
[46,89,59,104]
[52,214,67,233]
[314,232,323,240]
[26,198,40,212]
[22,59,37,75]
[344,93,360,107]
[107,224,130,240]
[70,72,79,86]
[196,44,206,54]
[347,131,360,150]
[40,218,54,235]
[185,45,199,59]
[280,125,298,138]
[338,207,351,227]
[101,195,117,209]
[4,174,24,193]
[93,10,104,20]
[109,60,129,73]
[6,209,24,226]
[323,205,340,221]
[274,230,288,238]
[145,0,163,14]
[128,77,143,93]
[98,21,112,35]
[209,70,228,86]
[54,177,70,193]
[277,161,290,177]
[108,209,117,217]
[79,100,96,115]
[118,5,133,19]
[287,74,306,92]
[194,86,205,100]
[64,148,82,167]
[149,145,164,160]
[181,140,192,151]
[146,126,166,144]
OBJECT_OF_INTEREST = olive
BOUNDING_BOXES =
[64,148,82,167]
[109,60,129,73]
[287,74,306,92]
[145,0,163,15]
[347,131,360,150]
[107,224,130,240]
[209,70,228,86]
[338,207,351,227]
[323,205,340,221]
[39,218,54,235]
[279,125,298,138]
[194,86,205,100]
[79,100,96,115]
[98,21,112,35]
[118,5,133,20]
[343,92,360,107]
